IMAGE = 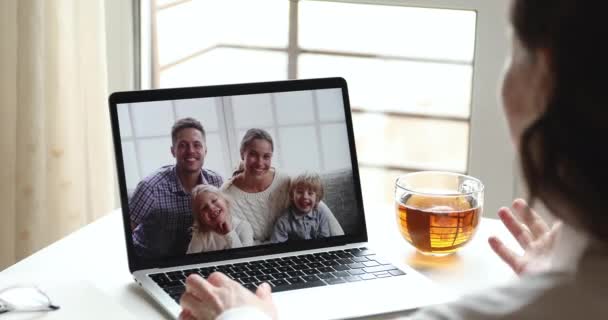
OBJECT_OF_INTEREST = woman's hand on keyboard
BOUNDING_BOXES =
[488,198,562,275]
[179,272,277,320]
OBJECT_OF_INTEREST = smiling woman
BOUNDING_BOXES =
[221,128,346,244]
[221,128,292,243]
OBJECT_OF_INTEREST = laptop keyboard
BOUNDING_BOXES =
[148,247,406,303]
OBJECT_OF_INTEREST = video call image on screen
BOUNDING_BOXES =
[117,88,362,259]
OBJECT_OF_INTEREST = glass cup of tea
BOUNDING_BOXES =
[394,171,484,256]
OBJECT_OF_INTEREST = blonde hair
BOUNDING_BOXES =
[191,184,231,233]
[288,172,324,207]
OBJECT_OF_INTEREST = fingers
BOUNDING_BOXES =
[544,221,562,246]
[216,224,226,234]
[218,221,230,234]
[180,293,198,316]
[182,275,226,320]
[179,309,196,320]
[511,199,550,238]
[224,221,232,233]
[185,274,217,301]
[181,292,213,320]
[206,272,236,287]
[256,283,273,301]
[256,283,278,320]
[488,236,525,275]
[498,206,533,249]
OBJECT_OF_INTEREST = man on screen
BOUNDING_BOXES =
[129,117,224,258]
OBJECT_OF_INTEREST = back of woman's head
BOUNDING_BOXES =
[513,0,608,242]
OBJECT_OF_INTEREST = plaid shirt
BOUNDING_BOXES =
[129,165,223,258]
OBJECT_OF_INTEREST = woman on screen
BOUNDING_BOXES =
[221,128,342,243]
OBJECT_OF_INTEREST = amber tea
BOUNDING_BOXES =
[395,194,481,255]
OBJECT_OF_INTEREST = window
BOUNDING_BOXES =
[140,0,514,215]
[119,89,350,193]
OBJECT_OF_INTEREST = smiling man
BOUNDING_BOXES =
[129,118,224,258]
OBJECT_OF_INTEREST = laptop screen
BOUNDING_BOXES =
[109,78,366,270]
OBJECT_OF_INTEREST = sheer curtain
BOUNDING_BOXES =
[0,0,116,270]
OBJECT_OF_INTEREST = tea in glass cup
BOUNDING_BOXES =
[394,171,484,256]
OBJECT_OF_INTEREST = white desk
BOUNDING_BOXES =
[1,206,521,319]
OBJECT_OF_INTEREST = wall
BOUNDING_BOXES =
[105,0,136,208]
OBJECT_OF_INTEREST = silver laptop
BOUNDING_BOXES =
[108,78,448,319]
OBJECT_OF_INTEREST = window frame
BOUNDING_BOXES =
[137,0,515,217]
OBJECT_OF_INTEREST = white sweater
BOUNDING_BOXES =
[221,171,291,243]
[186,217,254,253]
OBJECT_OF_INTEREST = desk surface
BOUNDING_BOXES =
[1,205,521,319]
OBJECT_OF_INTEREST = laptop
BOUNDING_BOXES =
[108,77,449,319]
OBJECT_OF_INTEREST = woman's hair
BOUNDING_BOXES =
[288,172,324,208]
[512,1,608,241]
[191,184,231,232]
[231,128,274,177]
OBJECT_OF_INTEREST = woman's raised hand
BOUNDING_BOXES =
[488,198,562,275]
[179,273,277,320]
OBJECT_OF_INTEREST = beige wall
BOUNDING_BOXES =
[105,0,135,94]
[105,0,136,208]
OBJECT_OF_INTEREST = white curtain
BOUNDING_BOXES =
[0,0,116,270]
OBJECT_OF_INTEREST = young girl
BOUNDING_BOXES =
[186,185,253,253]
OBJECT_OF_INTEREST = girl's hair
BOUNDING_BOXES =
[191,184,231,232]
[512,0,608,242]
[231,128,274,177]
[288,172,324,208]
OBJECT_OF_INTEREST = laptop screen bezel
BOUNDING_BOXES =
[108,77,368,273]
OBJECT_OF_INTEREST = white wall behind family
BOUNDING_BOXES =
[118,89,352,191]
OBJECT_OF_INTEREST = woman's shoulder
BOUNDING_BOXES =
[221,176,246,195]
[220,176,236,190]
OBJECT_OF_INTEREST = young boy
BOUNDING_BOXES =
[271,172,332,243]
[187,185,253,253]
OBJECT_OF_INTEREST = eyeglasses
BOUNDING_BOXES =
[0,285,60,314]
